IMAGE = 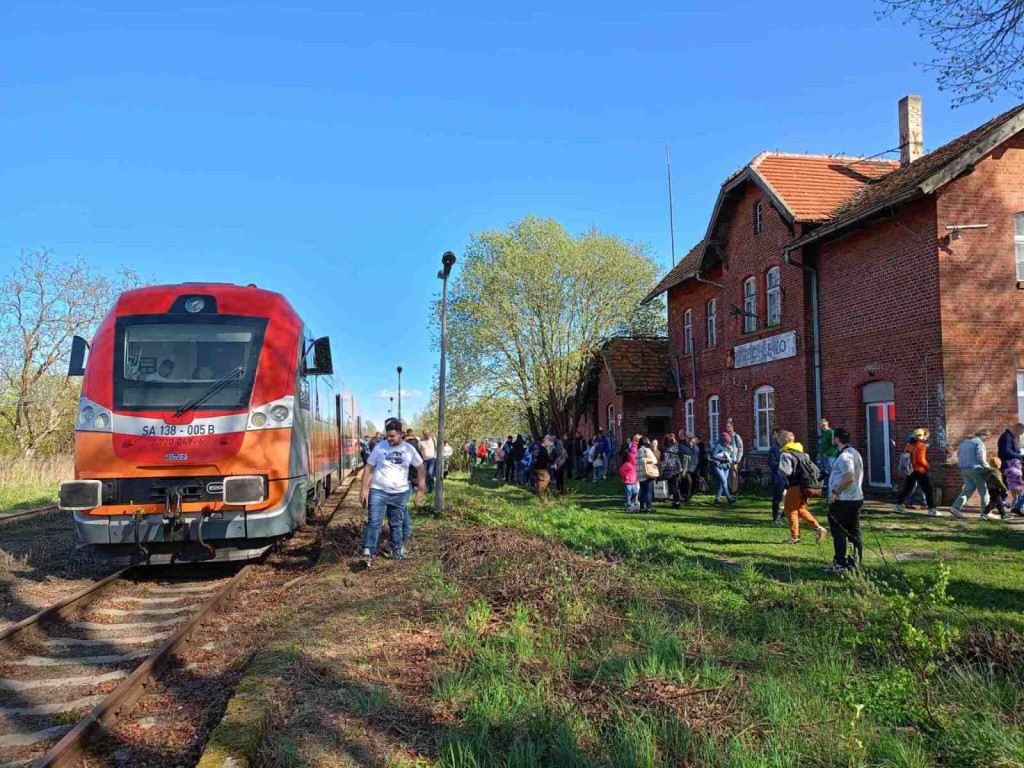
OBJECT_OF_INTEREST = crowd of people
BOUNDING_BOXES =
[356,413,1023,574]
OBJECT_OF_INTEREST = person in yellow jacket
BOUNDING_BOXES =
[777,431,829,545]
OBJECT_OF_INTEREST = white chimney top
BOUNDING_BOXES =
[899,95,924,166]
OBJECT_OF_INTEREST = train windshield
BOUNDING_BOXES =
[114,316,268,411]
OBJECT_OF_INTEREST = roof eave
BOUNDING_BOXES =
[695,167,796,276]
[783,187,924,254]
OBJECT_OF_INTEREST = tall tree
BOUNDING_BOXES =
[880,0,1024,106]
[0,251,138,455]
[438,216,662,438]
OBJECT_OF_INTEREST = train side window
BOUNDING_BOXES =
[299,377,310,410]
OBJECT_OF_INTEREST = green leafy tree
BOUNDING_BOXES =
[0,251,140,456]
[437,216,662,437]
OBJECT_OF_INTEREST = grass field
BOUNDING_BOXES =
[423,469,1024,767]
[0,455,70,515]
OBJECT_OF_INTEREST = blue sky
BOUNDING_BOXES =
[1,1,1020,430]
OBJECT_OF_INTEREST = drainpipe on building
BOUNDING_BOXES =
[784,247,823,427]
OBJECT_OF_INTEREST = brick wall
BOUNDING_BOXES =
[596,360,624,442]
[936,133,1024,499]
[814,196,946,496]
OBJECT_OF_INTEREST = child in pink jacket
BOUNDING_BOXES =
[618,438,639,512]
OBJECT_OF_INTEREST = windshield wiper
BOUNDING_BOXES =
[173,367,244,417]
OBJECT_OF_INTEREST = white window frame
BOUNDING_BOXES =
[754,200,763,235]
[1015,212,1024,281]
[766,267,781,327]
[754,385,775,451]
[607,404,615,433]
[1017,370,1024,423]
[683,309,693,355]
[743,277,757,333]
[708,395,720,440]
[685,398,694,436]
[706,299,717,348]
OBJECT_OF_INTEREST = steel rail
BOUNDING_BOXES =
[0,504,58,524]
[33,564,250,767]
[0,568,130,652]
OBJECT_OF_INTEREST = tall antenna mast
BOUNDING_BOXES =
[666,144,677,267]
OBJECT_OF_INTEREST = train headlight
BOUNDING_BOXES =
[94,412,110,430]
[251,412,268,428]
[79,406,95,428]
[270,405,290,422]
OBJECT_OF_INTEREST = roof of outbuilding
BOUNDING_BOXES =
[600,337,675,394]
[749,152,899,223]
[641,241,702,304]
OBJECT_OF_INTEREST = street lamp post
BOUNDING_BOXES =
[389,396,393,416]
[397,366,403,423]
[435,250,456,514]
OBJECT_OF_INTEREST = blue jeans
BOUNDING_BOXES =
[424,458,437,493]
[818,456,834,476]
[639,479,654,510]
[714,463,734,501]
[624,482,639,509]
[516,463,528,484]
[363,488,410,554]
[771,470,785,520]
[575,456,586,478]
[594,463,607,481]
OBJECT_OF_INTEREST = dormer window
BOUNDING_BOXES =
[753,200,763,235]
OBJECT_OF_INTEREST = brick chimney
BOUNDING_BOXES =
[899,95,924,165]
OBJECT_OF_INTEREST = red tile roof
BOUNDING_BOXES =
[642,240,702,304]
[601,337,674,394]
[751,153,899,223]
[789,102,1024,249]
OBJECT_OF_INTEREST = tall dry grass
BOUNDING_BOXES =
[0,454,74,490]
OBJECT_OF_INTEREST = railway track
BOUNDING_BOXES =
[0,505,58,525]
[0,565,248,767]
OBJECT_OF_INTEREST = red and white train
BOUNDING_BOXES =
[58,282,362,564]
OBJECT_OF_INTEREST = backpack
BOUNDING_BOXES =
[659,447,683,478]
[791,451,823,489]
[897,450,913,476]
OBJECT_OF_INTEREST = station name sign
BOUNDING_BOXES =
[734,331,797,369]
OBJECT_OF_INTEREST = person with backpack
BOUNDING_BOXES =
[777,430,828,545]
[618,434,640,512]
[950,429,992,519]
[659,433,686,508]
[1005,457,1024,515]
[894,428,938,516]
[710,431,737,504]
[512,434,527,484]
[531,436,552,502]
[824,427,864,574]
[636,436,659,513]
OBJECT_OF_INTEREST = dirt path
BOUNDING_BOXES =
[201,492,451,767]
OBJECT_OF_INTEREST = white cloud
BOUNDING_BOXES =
[376,389,424,399]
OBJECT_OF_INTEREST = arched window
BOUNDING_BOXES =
[708,395,720,440]
[706,299,717,348]
[766,267,781,327]
[607,403,615,433]
[754,386,775,450]
[685,398,694,436]
[683,309,693,354]
[753,200,763,235]
[743,277,757,332]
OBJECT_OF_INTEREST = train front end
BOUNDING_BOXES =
[58,283,327,565]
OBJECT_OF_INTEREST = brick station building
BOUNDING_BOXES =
[644,97,1024,502]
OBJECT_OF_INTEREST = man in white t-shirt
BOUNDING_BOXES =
[824,426,864,575]
[359,418,425,566]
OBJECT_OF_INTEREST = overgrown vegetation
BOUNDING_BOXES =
[0,454,71,514]
[424,472,1024,767]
